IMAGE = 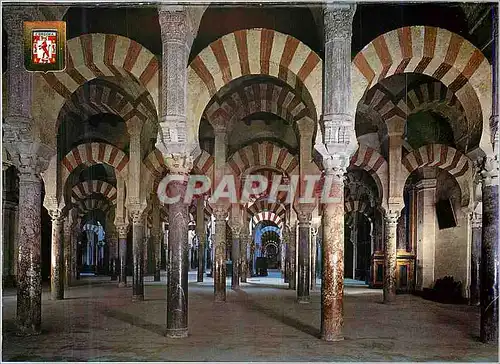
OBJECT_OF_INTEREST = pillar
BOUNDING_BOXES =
[213,207,228,301]
[319,1,357,341]
[283,225,291,284]
[240,226,249,283]
[289,222,297,290]
[165,175,190,338]
[296,210,312,303]
[117,224,129,287]
[311,227,318,289]
[151,196,162,282]
[3,199,18,287]
[63,214,73,287]
[480,156,499,343]
[415,178,437,290]
[108,231,118,281]
[230,224,241,290]
[383,210,401,303]
[320,162,347,341]
[130,209,146,301]
[196,198,206,282]
[470,210,482,305]
[48,209,65,300]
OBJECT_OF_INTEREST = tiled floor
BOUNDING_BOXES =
[2,272,498,361]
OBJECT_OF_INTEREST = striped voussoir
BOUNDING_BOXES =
[204,81,312,130]
[349,144,388,204]
[402,143,472,204]
[227,141,299,177]
[42,34,160,109]
[248,199,286,220]
[77,198,112,215]
[402,144,471,178]
[188,28,322,141]
[58,81,156,128]
[61,142,129,187]
[251,211,284,229]
[71,180,117,205]
[352,26,491,145]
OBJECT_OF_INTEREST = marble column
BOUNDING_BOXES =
[470,211,482,305]
[230,225,241,290]
[480,156,499,343]
[196,198,206,282]
[283,226,291,284]
[320,164,346,341]
[63,214,72,287]
[384,210,401,303]
[108,231,118,281]
[213,207,228,302]
[3,200,18,287]
[130,210,146,301]
[151,197,162,282]
[117,224,129,288]
[240,228,249,283]
[15,167,44,334]
[166,177,190,338]
[311,227,318,289]
[296,210,312,303]
[289,222,297,290]
[49,210,65,300]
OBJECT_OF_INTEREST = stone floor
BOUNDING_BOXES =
[2,271,498,362]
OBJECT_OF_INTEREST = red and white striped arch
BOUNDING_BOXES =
[352,26,492,153]
[248,199,286,219]
[61,142,129,188]
[76,198,112,215]
[252,211,283,230]
[71,180,117,205]
[402,143,473,205]
[34,34,159,146]
[205,81,312,131]
[58,82,156,128]
[227,141,299,177]
[187,28,322,145]
[349,144,388,209]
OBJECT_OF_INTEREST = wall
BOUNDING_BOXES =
[433,169,469,297]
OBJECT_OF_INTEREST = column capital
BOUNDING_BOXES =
[479,155,499,187]
[384,209,401,225]
[116,224,129,239]
[47,208,65,223]
[295,208,313,225]
[158,6,194,45]
[322,154,349,179]
[213,205,229,222]
[128,204,148,226]
[125,116,144,138]
[323,3,356,41]
[164,153,194,175]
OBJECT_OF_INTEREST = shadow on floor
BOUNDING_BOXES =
[234,289,320,339]
[98,307,165,337]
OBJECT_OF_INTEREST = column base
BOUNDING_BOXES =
[16,325,41,337]
[132,294,144,302]
[166,327,188,338]
[118,282,127,288]
[297,296,310,304]
[321,333,344,342]
[214,296,226,303]
[51,293,64,301]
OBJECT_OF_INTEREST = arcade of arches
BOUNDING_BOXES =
[2,2,499,360]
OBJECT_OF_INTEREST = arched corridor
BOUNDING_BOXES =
[2,1,499,361]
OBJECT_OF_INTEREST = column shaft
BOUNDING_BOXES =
[50,214,64,300]
[470,213,482,305]
[118,229,128,287]
[480,181,499,342]
[297,215,311,303]
[17,173,42,334]
[166,181,189,338]
[240,232,248,283]
[321,172,345,341]
[231,233,240,289]
[289,225,297,290]
[214,210,227,302]
[132,218,145,301]
[384,212,400,303]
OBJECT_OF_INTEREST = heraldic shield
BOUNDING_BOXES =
[24,21,66,72]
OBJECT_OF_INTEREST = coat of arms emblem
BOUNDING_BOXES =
[24,21,66,72]
[32,30,57,64]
